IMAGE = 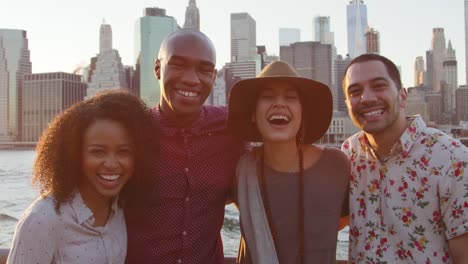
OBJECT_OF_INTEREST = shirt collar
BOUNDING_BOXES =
[69,191,119,225]
[357,115,425,160]
[155,104,207,136]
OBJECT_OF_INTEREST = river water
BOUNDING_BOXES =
[0,150,348,259]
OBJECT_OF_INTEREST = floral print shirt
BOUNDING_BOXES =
[341,115,468,264]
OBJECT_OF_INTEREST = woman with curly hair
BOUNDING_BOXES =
[7,91,159,264]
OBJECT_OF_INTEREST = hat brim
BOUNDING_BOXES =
[228,76,333,144]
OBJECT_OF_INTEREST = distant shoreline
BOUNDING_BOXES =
[0,143,36,150]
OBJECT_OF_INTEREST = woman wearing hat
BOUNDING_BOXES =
[228,61,350,264]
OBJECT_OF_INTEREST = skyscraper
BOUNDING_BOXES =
[443,40,457,115]
[365,27,380,54]
[86,22,128,98]
[279,28,300,46]
[0,29,31,142]
[414,56,426,86]
[183,0,200,30]
[231,13,256,62]
[280,41,337,110]
[347,0,368,58]
[431,28,446,92]
[135,7,178,107]
[314,16,334,45]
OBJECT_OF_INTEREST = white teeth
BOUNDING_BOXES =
[363,110,384,117]
[268,115,290,121]
[176,90,198,97]
[100,174,120,181]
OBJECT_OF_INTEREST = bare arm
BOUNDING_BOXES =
[449,233,468,264]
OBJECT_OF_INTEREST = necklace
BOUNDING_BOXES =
[258,147,305,264]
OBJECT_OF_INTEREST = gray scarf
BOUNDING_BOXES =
[236,152,279,264]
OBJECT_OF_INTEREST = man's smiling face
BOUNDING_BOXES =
[156,31,217,120]
[344,60,407,136]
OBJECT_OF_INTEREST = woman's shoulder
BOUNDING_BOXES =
[18,196,60,225]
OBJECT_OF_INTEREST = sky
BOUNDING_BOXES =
[0,0,464,88]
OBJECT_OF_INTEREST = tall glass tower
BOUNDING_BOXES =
[347,0,368,58]
[135,8,178,108]
[0,29,31,142]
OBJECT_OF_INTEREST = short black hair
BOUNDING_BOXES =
[342,53,402,92]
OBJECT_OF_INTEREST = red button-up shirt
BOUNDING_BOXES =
[125,105,245,264]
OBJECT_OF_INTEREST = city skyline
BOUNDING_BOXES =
[0,0,464,88]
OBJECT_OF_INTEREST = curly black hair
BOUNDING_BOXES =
[33,90,159,211]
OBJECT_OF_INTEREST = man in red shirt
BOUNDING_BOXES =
[124,29,246,263]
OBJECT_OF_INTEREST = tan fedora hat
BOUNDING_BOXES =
[227,60,333,144]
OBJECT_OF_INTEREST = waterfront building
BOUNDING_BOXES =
[86,23,128,98]
[231,13,256,62]
[336,54,352,112]
[183,0,200,30]
[279,28,300,46]
[414,56,425,86]
[347,0,368,58]
[22,72,86,142]
[280,41,337,111]
[456,85,468,123]
[314,16,334,45]
[442,41,457,116]
[135,7,178,107]
[0,29,31,142]
[365,27,379,54]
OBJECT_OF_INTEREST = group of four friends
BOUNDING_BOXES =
[6,29,468,263]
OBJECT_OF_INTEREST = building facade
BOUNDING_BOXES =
[442,41,457,116]
[231,13,256,62]
[347,0,368,58]
[365,27,380,54]
[465,0,468,85]
[414,56,426,86]
[22,72,86,142]
[426,93,443,124]
[0,29,32,142]
[183,0,200,30]
[280,41,337,111]
[336,54,352,112]
[456,85,468,123]
[314,16,334,45]
[279,28,300,46]
[86,23,128,98]
[431,28,446,93]
[135,7,178,108]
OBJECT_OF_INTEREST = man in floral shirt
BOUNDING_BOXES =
[341,53,468,263]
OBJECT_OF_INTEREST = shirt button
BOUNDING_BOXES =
[177,259,182,264]
[182,231,187,236]
[184,167,189,173]
[185,197,190,202]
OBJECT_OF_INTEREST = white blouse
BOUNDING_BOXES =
[7,192,126,264]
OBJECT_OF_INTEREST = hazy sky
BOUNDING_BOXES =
[0,0,464,88]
